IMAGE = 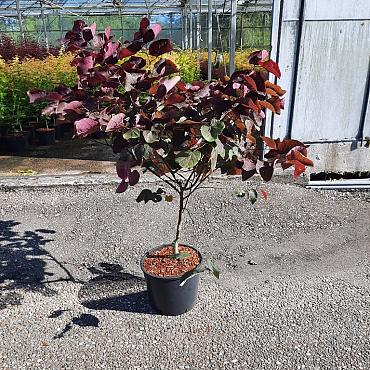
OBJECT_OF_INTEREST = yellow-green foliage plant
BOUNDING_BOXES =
[134,50,200,83]
[0,59,8,124]
[0,48,260,130]
[0,53,76,128]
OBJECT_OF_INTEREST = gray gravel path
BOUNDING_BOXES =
[0,177,369,370]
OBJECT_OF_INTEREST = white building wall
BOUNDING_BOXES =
[267,0,370,172]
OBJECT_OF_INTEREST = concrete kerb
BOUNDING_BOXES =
[0,170,309,190]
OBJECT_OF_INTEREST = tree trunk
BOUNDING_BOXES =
[173,190,184,255]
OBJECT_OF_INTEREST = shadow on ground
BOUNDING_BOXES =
[49,310,100,340]
[0,220,76,309]
[79,262,157,315]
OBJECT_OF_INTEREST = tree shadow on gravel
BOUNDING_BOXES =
[50,311,100,340]
[78,262,158,315]
[0,220,76,310]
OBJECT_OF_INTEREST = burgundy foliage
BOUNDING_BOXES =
[28,18,312,195]
[0,34,59,62]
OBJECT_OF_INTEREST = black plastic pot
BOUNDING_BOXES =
[36,128,55,145]
[3,132,29,153]
[0,125,9,137]
[23,124,41,145]
[141,245,202,316]
[53,124,65,140]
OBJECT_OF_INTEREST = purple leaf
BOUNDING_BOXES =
[64,101,83,112]
[126,56,146,70]
[27,89,46,103]
[247,49,269,65]
[46,92,63,101]
[163,76,181,93]
[119,41,144,59]
[259,164,274,181]
[242,159,256,172]
[128,170,140,186]
[140,18,150,32]
[149,39,173,57]
[76,55,93,75]
[155,84,167,100]
[72,20,87,33]
[125,71,143,92]
[92,34,105,48]
[116,161,130,180]
[242,169,256,181]
[143,24,162,43]
[104,42,120,60]
[153,58,178,77]
[75,118,100,137]
[82,23,96,42]
[55,85,71,96]
[112,134,126,153]
[106,113,126,132]
[116,180,129,193]
[105,27,111,41]
[41,103,58,116]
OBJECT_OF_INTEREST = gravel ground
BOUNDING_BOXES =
[0,177,369,370]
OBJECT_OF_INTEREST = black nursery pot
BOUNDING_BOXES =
[140,245,202,316]
[0,124,9,137]
[53,124,64,140]
[36,128,55,145]
[3,132,29,153]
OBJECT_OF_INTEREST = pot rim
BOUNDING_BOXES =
[140,243,202,280]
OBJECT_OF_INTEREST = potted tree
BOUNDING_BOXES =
[2,96,30,153]
[28,19,313,315]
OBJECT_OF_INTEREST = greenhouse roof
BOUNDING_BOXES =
[0,0,272,16]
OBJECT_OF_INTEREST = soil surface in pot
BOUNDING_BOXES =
[143,245,201,277]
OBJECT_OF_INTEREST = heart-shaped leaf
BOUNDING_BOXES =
[116,180,128,193]
[175,150,201,169]
[75,118,100,137]
[123,128,140,140]
[106,113,126,132]
[143,129,160,143]
[258,59,281,78]
[201,119,225,142]
[259,165,274,182]
[128,170,140,186]
[149,39,173,56]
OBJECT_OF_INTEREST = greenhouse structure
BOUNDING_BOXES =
[0,0,369,172]
[0,1,370,369]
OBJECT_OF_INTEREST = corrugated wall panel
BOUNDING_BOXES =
[291,20,370,141]
[265,0,300,139]
[304,0,370,21]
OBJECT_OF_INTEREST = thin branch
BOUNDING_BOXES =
[146,159,180,187]
[185,171,213,200]
[185,208,195,224]
[155,152,180,184]
[173,169,188,181]
[185,166,204,192]
[144,165,180,194]
[184,168,197,190]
